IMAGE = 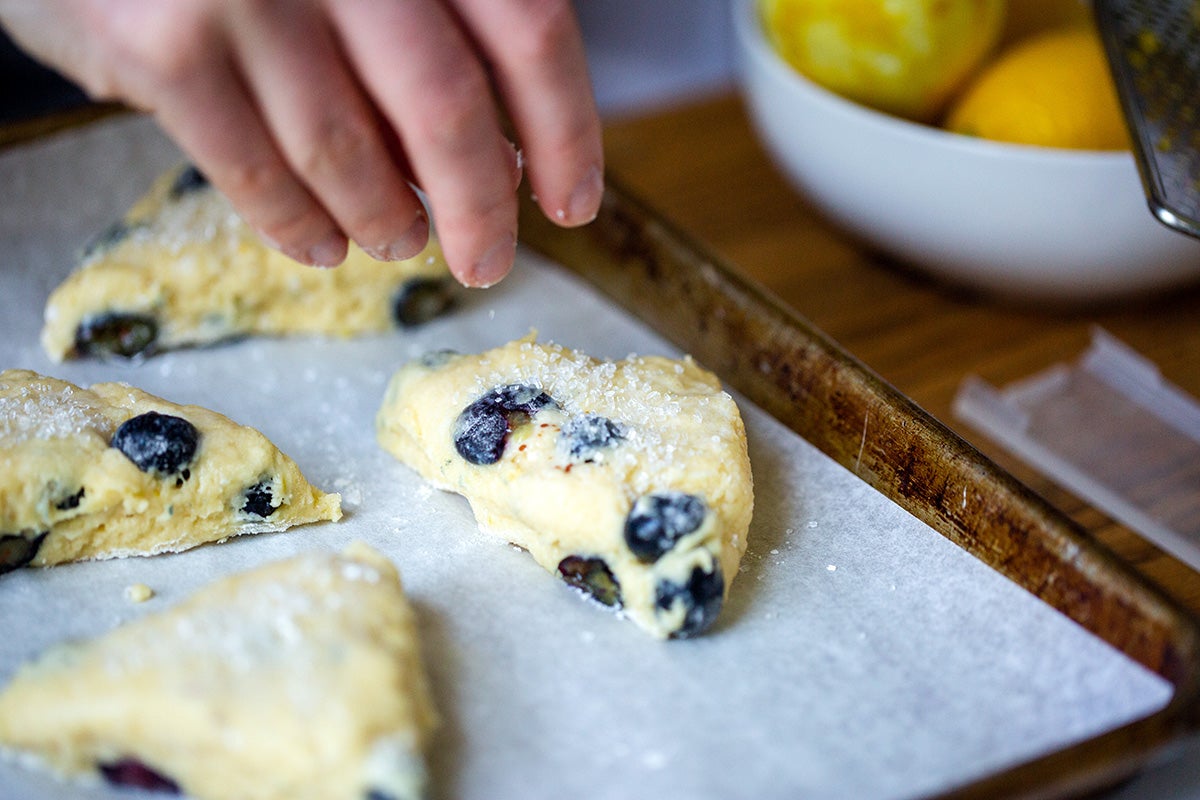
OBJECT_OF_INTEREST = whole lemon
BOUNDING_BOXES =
[761,0,1006,122]
[945,27,1129,150]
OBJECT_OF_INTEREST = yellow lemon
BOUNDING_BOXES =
[761,0,1006,123]
[945,27,1130,150]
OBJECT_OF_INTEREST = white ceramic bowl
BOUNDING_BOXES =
[731,0,1200,303]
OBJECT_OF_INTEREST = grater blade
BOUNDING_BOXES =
[1093,0,1200,239]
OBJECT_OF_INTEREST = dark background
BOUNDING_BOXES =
[0,28,89,124]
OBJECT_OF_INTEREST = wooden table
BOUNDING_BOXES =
[602,91,1200,619]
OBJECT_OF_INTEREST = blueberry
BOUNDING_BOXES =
[560,414,625,461]
[656,565,725,639]
[453,385,557,465]
[624,492,707,563]
[453,404,509,465]
[73,313,159,360]
[557,555,622,607]
[366,791,407,800]
[241,481,275,518]
[81,219,142,258]
[391,277,456,328]
[99,759,181,794]
[169,164,210,198]
[0,532,48,575]
[418,348,459,369]
[54,487,85,511]
[112,412,199,476]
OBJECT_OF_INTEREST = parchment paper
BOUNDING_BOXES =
[0,116,1171,800]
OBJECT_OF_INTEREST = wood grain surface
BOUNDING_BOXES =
[601,91,1200,619]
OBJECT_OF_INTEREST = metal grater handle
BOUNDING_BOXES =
[1094,0,1200,239]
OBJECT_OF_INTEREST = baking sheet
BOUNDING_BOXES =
[0,116,1172,800]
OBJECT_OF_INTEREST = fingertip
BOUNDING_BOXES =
[548,163,603,227]
[284,231,349,268]
[454,232,516,288]
[362,210,430,262]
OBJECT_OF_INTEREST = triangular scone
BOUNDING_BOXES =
[42,163,458,361]
[0,542,437,800]
[376,334,754,639]
[0,369,341,573]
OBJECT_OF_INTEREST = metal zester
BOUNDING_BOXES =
[1094,0,1200,238]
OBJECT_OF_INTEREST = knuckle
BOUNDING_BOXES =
[442,182,517,227]
[506,0,575,59]
[219,162,328,243]
[417,69,492,153]
[215,162,336,253]
[221,159,290,202]
[290,118,413,243]
[294,115,376,181]
[104,7,214,93]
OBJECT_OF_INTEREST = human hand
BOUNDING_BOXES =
[0,0,604,287]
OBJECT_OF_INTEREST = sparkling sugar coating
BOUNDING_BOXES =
[0,369,341,572]
[0,375,117,446]
[376,333,754,639]
[0,543,437,800]
[41,163,458,361]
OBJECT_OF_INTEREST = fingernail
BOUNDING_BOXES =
[556,164,603,226]
[468,233,516,288]
[294,233,347,268]
[364,212,429,262]
[397,211,430,258]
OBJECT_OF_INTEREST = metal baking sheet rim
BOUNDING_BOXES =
[517,178,1200,800]
[0,112,1196,800]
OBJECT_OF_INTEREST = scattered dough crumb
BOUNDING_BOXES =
[124,583,154,603]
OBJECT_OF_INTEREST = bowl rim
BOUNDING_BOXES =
[732,0,1132,168]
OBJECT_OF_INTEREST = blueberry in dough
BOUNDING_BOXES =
[168,164,210,198]
[81,219,139,258]
[557,555,622,607]
[624,492,707,563]
[391,277,456,328]
[656,565,725,639]
[54,487,85,511]
[453,384,557,465]
[111,412,199,476]
[240,481,276,518]
[367,790,406,800]
[418,348,459,369]
[560,414,625,461]
[100,759,181,793]
[73,312,158,360]
[0,532,48,575]
[453,404,508,466]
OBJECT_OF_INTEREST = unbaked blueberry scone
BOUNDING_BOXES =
[41,163,457,361]
[375,334,754,639]
[0,542,437,800]
[0,369,341,574]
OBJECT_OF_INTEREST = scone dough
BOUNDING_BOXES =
[376,334,754,639]
[0,369,341,573]
[42,163,458,361]
[0,542,437,800]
